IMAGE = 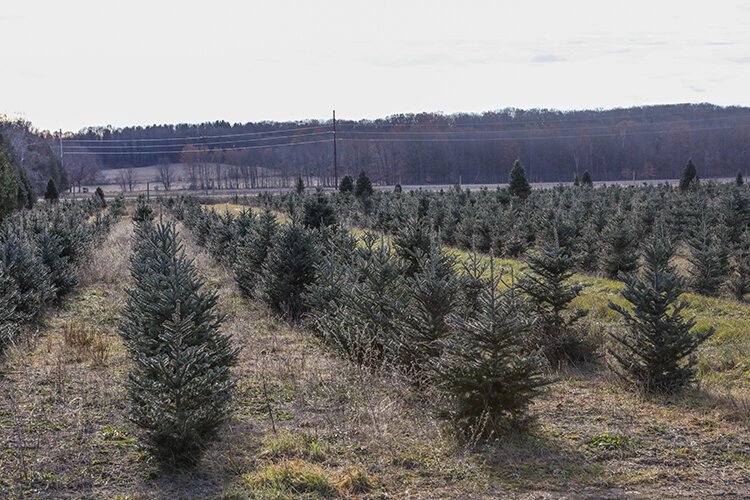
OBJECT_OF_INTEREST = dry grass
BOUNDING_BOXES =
[1,215,749,497]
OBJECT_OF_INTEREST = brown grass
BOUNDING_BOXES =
[1,216,749,497]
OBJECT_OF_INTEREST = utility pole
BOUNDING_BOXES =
[333,110,338,189]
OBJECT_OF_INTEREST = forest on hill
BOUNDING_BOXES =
[62,103,750,186]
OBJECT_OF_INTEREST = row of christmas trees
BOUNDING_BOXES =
[161,195,714,448]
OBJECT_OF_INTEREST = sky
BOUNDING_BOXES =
[2,0,750,132]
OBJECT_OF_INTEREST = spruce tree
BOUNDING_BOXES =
[392,243,461,374]
[354,170,374,198]
[608,230,713,393]
[518,240,591,364]
[508,160,531,200]
[120,222,237,467]
[16,167,34,209]
[431,259,547,434]
[737,171,745,186]
[580,171,593,187]
[35,229,76,300]
[0,264,20,348]
[295,175,305,195]
[338,175,354,194]
[686,219,730,296]
[573,173,580,186]
[728,229,750,301]
[234,209,278,298]
[260,223,318,322]
[303,189,336,229]
[600,211,638,279]
[679,159,698,192]
[95,186,106,207]
[132,195,154,223]
[45,178,59,202]
[393,216,431,276]
[0,144,20,220]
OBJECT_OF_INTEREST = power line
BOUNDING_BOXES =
[62,124,329,143]
[63,138,334,155]
[64,130,332,150]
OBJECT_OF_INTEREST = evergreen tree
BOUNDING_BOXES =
[608,230,713,393]
[295,175,305,195]
[600,211,638,279]
[518,240,591,364]
[35,229,76,300]
[0,264,20,348]
[728,229,750,301]
[94,187,106,207]
[679,159,698,192]
[737,170,745,186]
[573,173,580,186]
[0,226,55,321]
[234,209,278,298]
[686,219,730,296]
[303,189,336,229]
[132,195,154,223]
[0,144,20,220]
[580,171,593,187]
[431,259,547,434]
[16,167,34,209]
[393,216,431,276]
[260,223,318,321]
[338,175,354,193]
[508,160,531,200]
[45,178,59,202]
[120,222,237,467]
[354,170,374,198]
[392,244,461,374]
[394,184,403,193]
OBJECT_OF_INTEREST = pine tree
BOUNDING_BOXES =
[295,176,305,195]
[686,218,730,296]
[580,171,593,187]
[518,240,591,364]
[508,160,531,200]
[354,170,373,198]
[234,209,278,298]
[679,159,698,192]
[120,222,237,467]
[737,171,745,187]
[45,178,59,202]
[338,175,354,193]
[608,230,713,393]
[431,259,547,434]
[260,223,318,322]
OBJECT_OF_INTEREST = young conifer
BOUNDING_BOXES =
[508,160,531,200]
[608,229,713,393]
[686,219,730,296]
[234,209,278,298]
[120,222,237,467]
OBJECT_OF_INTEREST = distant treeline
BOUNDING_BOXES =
[67,103,750,185]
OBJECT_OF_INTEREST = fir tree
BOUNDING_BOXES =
[686,218,730,296]
[580,171,593,187]
[295,176,305,195]
[518,239,591,364]
[608,230,713,393]
[120,222,237,467]
[737,171,745,186]
[679,159,698,192]
[45,178,59,202]
[431,259,547,434]
[234,209,278,298]
[260,223,318,322]
[354,170,374,198]
[338,175,354,194]
[508,160,531,200]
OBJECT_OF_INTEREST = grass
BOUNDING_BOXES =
[2,207,750,497]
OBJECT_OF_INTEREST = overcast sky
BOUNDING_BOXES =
[2,0,750,132]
